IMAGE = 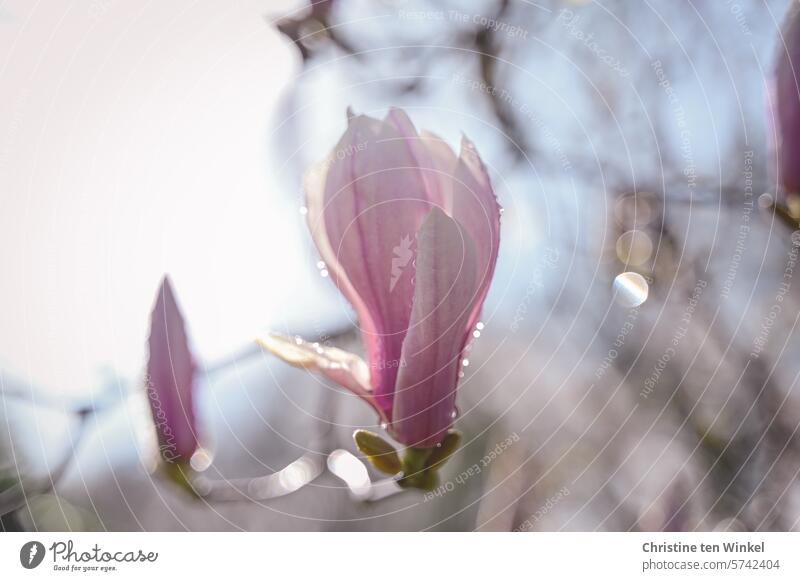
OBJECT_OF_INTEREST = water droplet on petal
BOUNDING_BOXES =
[473,330,481,338]
[379,422,388,430]
[476,322,485,330]
[320,269,329,277]
[613,272,649,308]
[299,206,308,215]
[316,261,326,269]
[462,358,470,367]
[758,193,773,209]
[450,409,459,419]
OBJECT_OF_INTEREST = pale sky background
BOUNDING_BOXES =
[0,0,345,395]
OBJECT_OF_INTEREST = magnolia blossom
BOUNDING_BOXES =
[145,277,198,463]
[262,108,500,448]
[775,3,800,195]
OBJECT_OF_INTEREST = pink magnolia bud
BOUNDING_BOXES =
[300,108,501,448]
[145,277,199,463]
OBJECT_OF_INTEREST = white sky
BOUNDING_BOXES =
[0,0,343,395]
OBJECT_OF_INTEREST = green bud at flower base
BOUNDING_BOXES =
[353,430,402,475]
[353,429,461,492]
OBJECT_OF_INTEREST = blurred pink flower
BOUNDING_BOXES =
[774,3,800,196]
[263,108,500,448]
[146,277,198,464]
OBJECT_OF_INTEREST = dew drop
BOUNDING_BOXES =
[758,193,773,209]
[299,206,308,215]
[320,269,329,277]
[450,409,458,419]
[316,261,326,269]
[473,330,481,338]
[476,322,485,330]
[379,422,388,430]
[462,358,470,367]
[613,272,649,308]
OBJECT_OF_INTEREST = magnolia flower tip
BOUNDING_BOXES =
[146,278,199,465]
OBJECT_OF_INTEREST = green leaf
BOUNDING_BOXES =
[424,430,461,472]
[353,430,402,475]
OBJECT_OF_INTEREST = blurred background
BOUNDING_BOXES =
[2,0,800,531]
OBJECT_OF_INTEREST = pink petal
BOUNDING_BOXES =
[776,4,800,195]
[146,277,198,463]
[256,332,386,422]
[390,208,477,448]
[386,108,452,209]
[451,135,502,335]
[305,111,442,414]
[419,129,459,214]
